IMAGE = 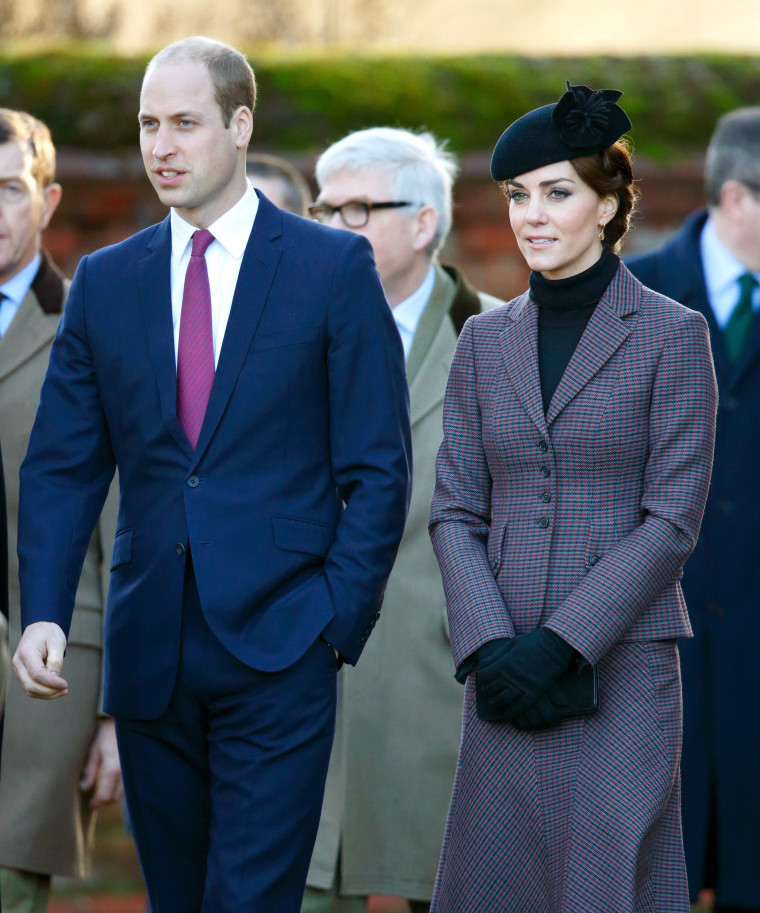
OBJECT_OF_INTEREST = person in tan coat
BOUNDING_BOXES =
[0,108,121,913]
[303,127,503,913]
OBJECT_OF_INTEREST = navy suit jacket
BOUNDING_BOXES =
[18,193,412,720]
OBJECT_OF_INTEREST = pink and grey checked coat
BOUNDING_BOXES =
[429,263,718,913]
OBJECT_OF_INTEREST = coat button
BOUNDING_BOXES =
[538,439,549,452]
[187,475,200,488]
[176,543,186,556]
[588,555,599,566]
[540,491,551,503]
[540,465,551,478]
[537,516,549,528]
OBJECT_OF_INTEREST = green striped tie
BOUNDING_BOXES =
[724,272,758,365]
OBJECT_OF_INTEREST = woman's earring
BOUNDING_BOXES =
[598,223,606,242]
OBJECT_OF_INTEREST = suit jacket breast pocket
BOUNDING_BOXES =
[251,326,321,353]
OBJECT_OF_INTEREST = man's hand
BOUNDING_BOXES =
[12,621,68,699]
[80,719,124,809]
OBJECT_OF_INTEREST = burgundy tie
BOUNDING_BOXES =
[177,229,215,449]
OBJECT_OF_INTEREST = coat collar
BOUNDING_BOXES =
[0,252,66,384]
[137,195,285,464]
[406,262,484,426]
[499,260,639,433]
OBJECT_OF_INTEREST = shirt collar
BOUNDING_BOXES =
[0,253,41,306]
[170,184,259,262]
[392,264,436,335]
[701,216,760,297]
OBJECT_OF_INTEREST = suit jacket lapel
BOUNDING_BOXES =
[407,265,457,426]
[190,197,283,465]
[545,263,638,427]
[137,217,193,459]
[499,292,547,436]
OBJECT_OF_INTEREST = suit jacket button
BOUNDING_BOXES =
[540,465,550,478]
[541,491,551,503]
[176,543,186,556]
[539,439,549,452]
[187,475,200,488]
[537,516,549,529]
[588,555,599,566]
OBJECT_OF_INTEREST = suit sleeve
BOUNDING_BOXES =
[546,308,718,663]
[318,234,412,664]
[18,255,116,639]
[429,317,515,670]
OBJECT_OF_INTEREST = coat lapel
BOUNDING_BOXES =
[136,217,193,459]
[0,253,65,383]
[190,196,283,466]
[545,264,638,427]
[499,292,547,436]
[407,265,456,426]
[0,291,58,383]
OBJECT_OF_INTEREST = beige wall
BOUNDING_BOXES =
[7,0,760,54]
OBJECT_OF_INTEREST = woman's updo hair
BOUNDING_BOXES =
[570,138,638,253]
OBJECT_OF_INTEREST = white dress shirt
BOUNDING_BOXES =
[392,264,436,360]
[170,186,259,367]
[0,253,41,335]
[700,217,760,328]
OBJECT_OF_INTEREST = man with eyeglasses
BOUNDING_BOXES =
[628,108,760,913]
[303,127,503,913]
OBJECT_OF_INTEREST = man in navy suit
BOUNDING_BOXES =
[12,36,411,913]
[628,108,760,913]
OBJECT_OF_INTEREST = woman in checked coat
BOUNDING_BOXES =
[428,83,718,912]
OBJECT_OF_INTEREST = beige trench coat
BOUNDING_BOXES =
[306,263,503,901]
[0,254,118,878]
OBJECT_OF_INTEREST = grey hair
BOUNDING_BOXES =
[705,107,760,207]
[315,127,459,256]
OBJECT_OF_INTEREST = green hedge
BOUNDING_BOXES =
[1,50,759,159]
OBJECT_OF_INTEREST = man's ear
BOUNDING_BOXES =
[39,183,62,232]
[231,106,254,150]
[719,180,751,221]
[412,205,439,254]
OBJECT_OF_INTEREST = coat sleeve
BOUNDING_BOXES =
[18,255,116,639]
[546,307,718,664]
[429,317,515,670]
[318,234,412,664]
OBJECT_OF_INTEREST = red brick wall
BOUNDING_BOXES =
[45,151,707,302]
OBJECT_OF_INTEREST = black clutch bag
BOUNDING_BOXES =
[476,658,599,722]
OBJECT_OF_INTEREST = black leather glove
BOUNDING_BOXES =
[512,685,569,731]
[477,627,576,716]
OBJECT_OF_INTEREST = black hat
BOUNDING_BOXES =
[490,82,632,181]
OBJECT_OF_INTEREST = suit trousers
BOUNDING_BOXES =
[116,556,338,913]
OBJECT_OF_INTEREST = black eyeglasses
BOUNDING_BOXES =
[308,200,415,228]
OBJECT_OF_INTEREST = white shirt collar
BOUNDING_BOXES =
[701,216,760,299]
[0,253,42,307]
[170,184,259,262]
[393,264,436,337]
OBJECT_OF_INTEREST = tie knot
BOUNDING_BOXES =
[739,272,758,295]
[191,229,215,258]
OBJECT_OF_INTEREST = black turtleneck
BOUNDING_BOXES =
[530,247,620,413]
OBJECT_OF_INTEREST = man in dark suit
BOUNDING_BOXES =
[12,37,411,913]
[628,107,760,913]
